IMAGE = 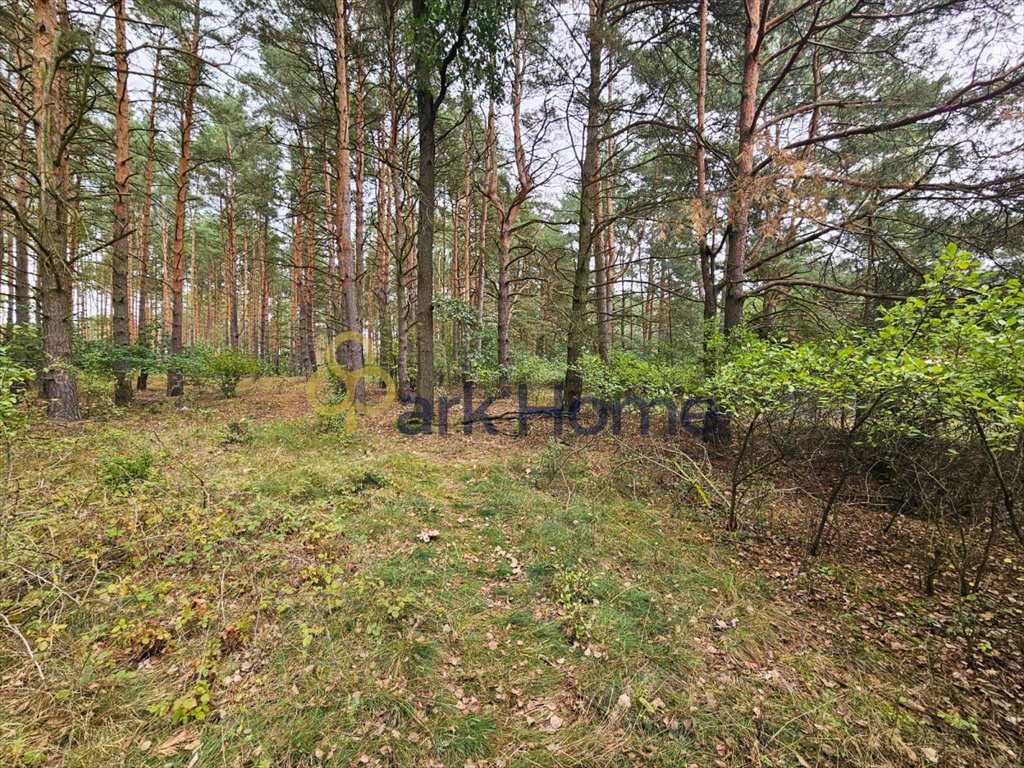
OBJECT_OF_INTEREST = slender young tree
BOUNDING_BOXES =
[13,23,31,328]
[111,0,132,405]
[334,0,364,398]
[167,0,202,396]
[479,0,535,396]
[132,26,165,386]
[382,0,412,399]
[411,0,472,411]
[224,131,239,347]
[563,0,604,408]
[722,0,761,335]
[696,0,715,368]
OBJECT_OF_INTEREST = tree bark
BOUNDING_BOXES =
[259,215,269,359]
[290,162,305,374]
[224,138,239,348]
[136,37,161,390]
[160,206,171,347]
[111,0,132,406]
[291,134,315,376]
[484,7,533,396]
[32,0,80,419]
[563,0,604,408]
[167,0,201,396]
[375,142,392,370]
[722,0,762,336]
[384,5,410,399]
[411,0,471,412]
[14,31,32,328]
[303,205,316,371]
[334,0,364,399]
[477,98,495,358]
[412,0,437,411]
[353,9,366,322]
[696,0,717,369]
[459,116,472,375]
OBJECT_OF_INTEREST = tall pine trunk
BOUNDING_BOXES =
[375,148,392,371]
[33,0,80,419]
[259,215,269,359]
[137,38,161,390]
[563,0,604,409]
[412,0,437,411]
[111,0,132,406]
[385,3,411,400]
[334,0,364,398]
[723,0,761,336]
[696,0,716,370]
[225,140,239,348]
[353,13,366,323]
[477,99,495,358]
[489,7,533,396]
[14,29,32,328]
[167,0,201,396]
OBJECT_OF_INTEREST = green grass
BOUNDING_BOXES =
[0,378,1012,767]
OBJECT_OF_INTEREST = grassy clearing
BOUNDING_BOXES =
[0,378,1015,767]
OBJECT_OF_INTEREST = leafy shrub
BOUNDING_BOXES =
[98,448,157,494]
[172,344,214,387]
[205,348,261,396]
[71,338,160,408]
[435,295,484,380]
[707,329,829,419]
[708,245,1024,587]
[0,346,35,439]
[2,324,42,372]
[512,353,566,387]
[579,351,697,401]
[533,437,568,486]
[221,418,253,445]
[349,468,389,493]
[110,617,171,660]
[710,245,1024,438]
[75,339,158,380]
[552,563,596,642]
[149,660,214,725]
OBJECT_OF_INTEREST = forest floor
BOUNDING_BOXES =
[1,377,1021,768]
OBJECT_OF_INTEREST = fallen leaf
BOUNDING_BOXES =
[155,728,199,757]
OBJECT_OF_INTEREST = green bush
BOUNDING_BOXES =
[707,245,1024,572]
[75,339,158,380]
[511,354,565,387]
[0,346,35,439]
[98,448,157,494]
[171,345,214,387]
[222,419,254,445]
[709,244,1024,439]
[206,348,261,397]
[2,324,42,372]
[73,339,160,406]
[578,351,697,401]
[166,346,262,396]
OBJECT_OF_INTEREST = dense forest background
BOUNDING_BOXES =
[1,0,1021,415]
[2,2,1024,765]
